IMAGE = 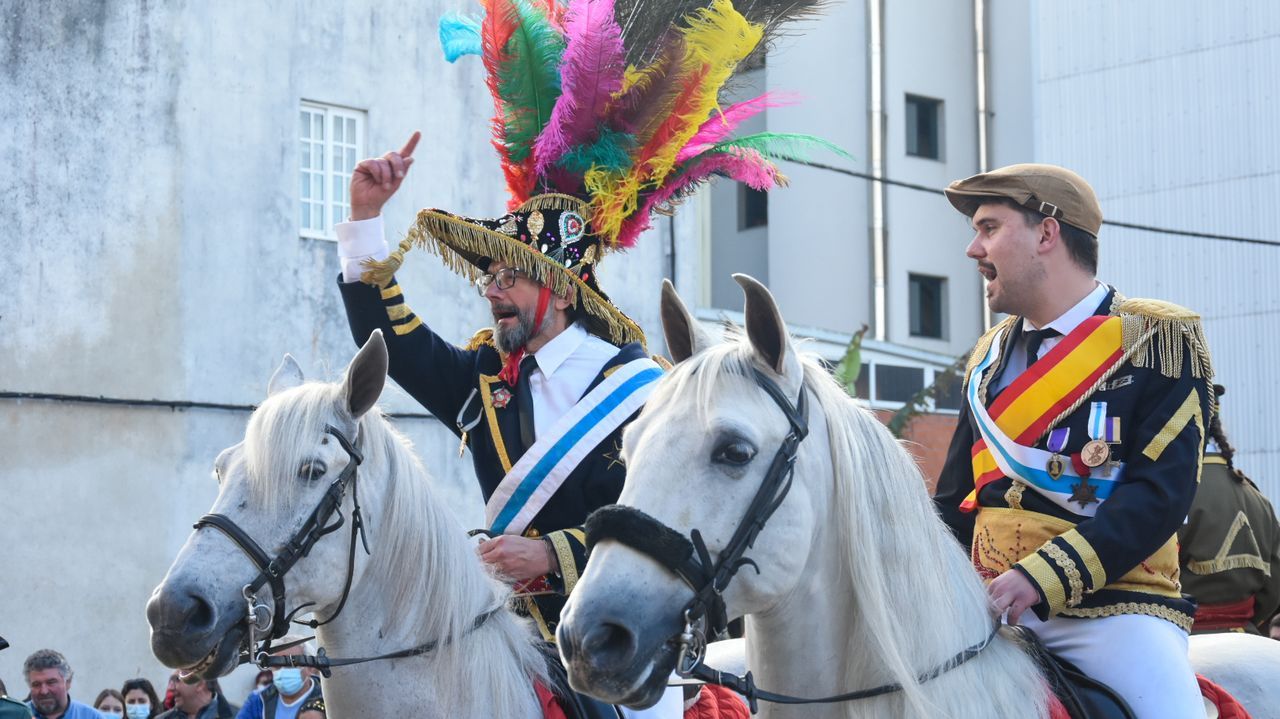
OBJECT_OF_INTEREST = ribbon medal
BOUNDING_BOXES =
[1046,428,1070,480]
[1080,402,1111,469]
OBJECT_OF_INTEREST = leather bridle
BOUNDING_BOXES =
[585,366,998,712]
[192,424,499,676]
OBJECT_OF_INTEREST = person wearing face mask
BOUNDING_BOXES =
[233,641,320,719]
[120,679,161,719]
[91,691,123,717]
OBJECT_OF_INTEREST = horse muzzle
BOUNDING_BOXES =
[146,579,250,677]
[557,602,681,709]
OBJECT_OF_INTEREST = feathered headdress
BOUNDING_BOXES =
[363,0,843,348]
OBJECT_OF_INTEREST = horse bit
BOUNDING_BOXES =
[192,424,498,676]
[585,367,999,712]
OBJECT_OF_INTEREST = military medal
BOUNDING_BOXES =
[1101,416,1122,477]
[1080,402,1110,468]
[1070,479,1099,508]
[491,386,512,409]
[1046,428,1070,479]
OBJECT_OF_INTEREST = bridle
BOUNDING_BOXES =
[192,424,499,676]
[584,367,998,712]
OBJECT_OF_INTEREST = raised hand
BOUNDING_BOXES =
[350,131,421,221]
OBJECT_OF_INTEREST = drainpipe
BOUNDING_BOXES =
[974,0,993,330]
[868,0,887,341]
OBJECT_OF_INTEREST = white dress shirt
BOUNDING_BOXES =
[333,214,618,434]
[994,281,1110,392]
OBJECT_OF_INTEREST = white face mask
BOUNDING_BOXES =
[100,708,124,717]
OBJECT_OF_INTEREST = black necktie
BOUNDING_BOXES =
[515,355,538,452]
[1024,327,1061,367]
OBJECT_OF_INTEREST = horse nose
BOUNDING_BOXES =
[146,585,218,637]
[581,619,638,672]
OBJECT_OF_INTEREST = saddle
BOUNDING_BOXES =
[1006,625,1135,719]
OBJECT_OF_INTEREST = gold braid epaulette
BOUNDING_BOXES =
[1115,298,1215,382]
[963,315,1017,388]
[463,328,497,352]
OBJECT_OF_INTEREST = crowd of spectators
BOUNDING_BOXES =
[0,647,325,719]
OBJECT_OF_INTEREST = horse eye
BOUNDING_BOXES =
[712,441,756,466]
[298,462,327,481]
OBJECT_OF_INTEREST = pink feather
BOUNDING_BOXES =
[533,0,626,177]
[675,92,798,163]
[614,148,783,247]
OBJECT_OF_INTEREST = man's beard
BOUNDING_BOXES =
[33,695,64,714]
[494,302,551,353]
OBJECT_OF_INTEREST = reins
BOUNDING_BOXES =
[584,366,1000,712]
[192,424,499,676]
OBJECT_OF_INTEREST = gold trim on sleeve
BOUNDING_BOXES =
[1142,388,1202,462]
[391,316,423,336]
[1017,552,1068,615]
[1043,542,1085,608]
[386,303,413,321]
[380,284,403,300]
[1060,530,1108,590]
[549,532,581,595]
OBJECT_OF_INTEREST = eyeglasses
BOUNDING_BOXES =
[476,267,529,296]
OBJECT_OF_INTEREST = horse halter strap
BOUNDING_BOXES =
[586,366,808,641]
[584,368,1000,711]
[193,424,369,650]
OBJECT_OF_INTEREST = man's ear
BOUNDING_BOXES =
[1037,216,1062,255]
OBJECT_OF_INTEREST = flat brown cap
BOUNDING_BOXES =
[945,163,1102,237]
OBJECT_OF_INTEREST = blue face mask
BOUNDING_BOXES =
[126,704,150,719]
[272,667,305,695]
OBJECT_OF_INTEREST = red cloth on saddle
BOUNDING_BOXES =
[1046,692,1071,719]
[684,685,749,719]
[1193,596,1256,632]
[1198,675,1252,719]
[535,682,568,719]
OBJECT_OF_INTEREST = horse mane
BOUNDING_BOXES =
[656,332,1047,717]
[244,382,549,715]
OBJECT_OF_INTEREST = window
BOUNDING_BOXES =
[299,102,366,240]
[739,183,768,229]
[875,364,925,403]
[905,94,942,160]
[909,273,947,339]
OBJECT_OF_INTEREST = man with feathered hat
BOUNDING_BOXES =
[933,163,1216,717]
[332,0,835,714]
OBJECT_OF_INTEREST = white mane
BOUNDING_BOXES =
[243,381,550,716]
[653,334,1047,717]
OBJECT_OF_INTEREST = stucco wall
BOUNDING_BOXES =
[0,0,678,703]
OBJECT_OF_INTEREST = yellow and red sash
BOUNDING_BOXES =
[961,315,1125,513]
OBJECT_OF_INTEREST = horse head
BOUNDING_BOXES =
[146,331,389,678]
[558,276,827,708]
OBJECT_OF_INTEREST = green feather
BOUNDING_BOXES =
[497,0,567,163]
[708,132,852,163]
[557,128,637,174]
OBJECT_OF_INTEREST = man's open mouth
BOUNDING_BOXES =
[978,263,997,281]
[493,306,518,321]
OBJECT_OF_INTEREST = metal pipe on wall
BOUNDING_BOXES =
[868,0,887,341]
[975,0,993,331]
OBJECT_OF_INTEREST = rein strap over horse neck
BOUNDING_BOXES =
[584,366,1000,711]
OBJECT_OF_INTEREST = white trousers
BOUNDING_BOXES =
[1019,613,1204,719]
[619,684,683,719]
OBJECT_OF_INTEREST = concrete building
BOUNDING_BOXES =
[3,0,1277,704]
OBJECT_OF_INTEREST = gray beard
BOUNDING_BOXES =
[495,306,550,354]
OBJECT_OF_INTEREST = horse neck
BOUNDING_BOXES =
[311,423,545,719]
[743,388,1048,718]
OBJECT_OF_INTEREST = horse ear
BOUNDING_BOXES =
[660,279,712,364]
[342,330,389,418]
[268,354,305,396]
[734,274,794,376]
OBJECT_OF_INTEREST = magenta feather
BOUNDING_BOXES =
[613,147,784,246]
[534,0,627,178]
[675,92,798,163]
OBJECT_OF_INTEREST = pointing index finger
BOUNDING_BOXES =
[399,131,421,160]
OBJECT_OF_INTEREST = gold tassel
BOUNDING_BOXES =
[519,193,588,213]
[360,236,416,288]
[1117,298,1215,382]
[463,328,496,351]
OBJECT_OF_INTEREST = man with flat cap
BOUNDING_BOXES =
[933,164,1216,717]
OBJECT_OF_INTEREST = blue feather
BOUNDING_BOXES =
[439,12,483,63]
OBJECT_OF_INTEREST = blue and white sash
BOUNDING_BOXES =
[967,330,1124,517]
[484,357,663,535]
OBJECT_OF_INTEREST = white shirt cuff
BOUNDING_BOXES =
[335,215,389,283]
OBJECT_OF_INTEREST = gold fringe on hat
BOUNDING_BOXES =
[359,197,644,348]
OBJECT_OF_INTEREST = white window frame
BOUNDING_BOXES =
[299,102,366,241]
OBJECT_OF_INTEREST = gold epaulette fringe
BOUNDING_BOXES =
[964,316,1017,387]
[651,354,673,371]
[1116,298,1215,382]
[463,328,496,351]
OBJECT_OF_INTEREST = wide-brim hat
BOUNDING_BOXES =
[361,193,644,347]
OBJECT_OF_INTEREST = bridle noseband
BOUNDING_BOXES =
[585,366,998,712]
[194,424,370,661]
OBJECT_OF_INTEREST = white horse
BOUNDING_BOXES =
[146,331,550,719]
[558,275,1280,719]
